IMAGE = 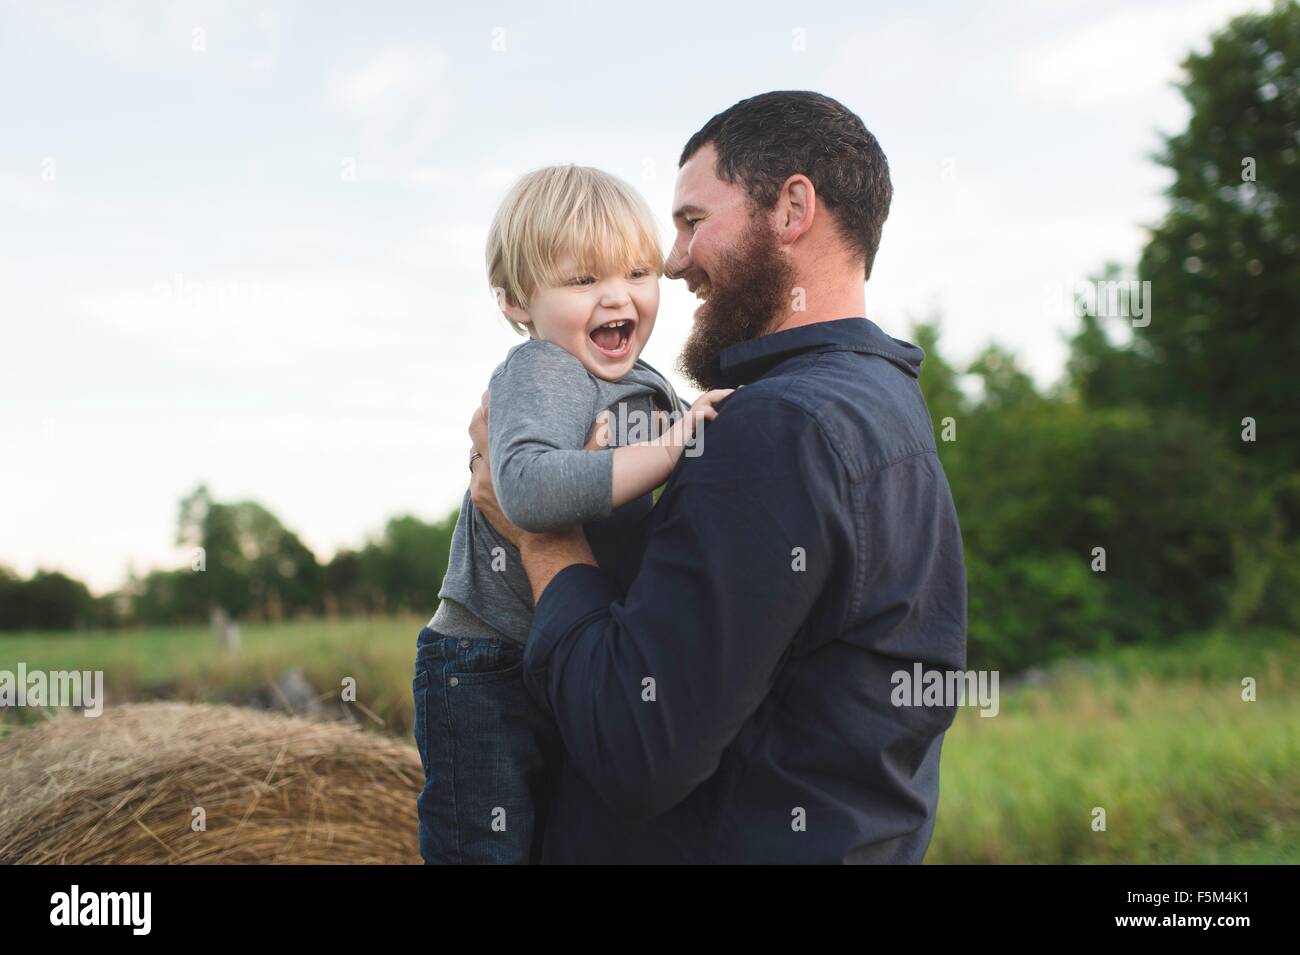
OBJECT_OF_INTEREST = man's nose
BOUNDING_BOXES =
[664,245,691,281]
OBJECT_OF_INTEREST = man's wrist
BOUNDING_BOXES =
[517,527,595,604]
[517,526,583,559]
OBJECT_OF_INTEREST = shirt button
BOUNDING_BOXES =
[448,676,460,688]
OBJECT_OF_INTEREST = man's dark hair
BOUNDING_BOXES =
[679,90,893,280]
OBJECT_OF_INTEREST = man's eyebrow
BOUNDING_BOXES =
[672,203,705,223]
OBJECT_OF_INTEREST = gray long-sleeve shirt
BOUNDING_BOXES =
[430,339,688,645]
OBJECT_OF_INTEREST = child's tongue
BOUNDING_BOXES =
[591,325,623,352]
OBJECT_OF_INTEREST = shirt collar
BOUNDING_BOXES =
[713,317,925,388]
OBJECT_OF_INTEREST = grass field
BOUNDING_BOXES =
[0,615,427,738]
[928,630,1299,863]
[2,619,1296,863]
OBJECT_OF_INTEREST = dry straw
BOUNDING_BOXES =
[0,702,423,864]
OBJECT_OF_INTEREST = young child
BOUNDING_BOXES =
[413,164,732,864]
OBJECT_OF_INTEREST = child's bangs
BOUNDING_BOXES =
[545,186,663,286]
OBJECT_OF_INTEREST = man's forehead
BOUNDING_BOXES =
[673,144,723,214]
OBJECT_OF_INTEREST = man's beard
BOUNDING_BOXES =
[675,213,795,390]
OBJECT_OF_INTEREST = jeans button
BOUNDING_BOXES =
[448,676,459,687]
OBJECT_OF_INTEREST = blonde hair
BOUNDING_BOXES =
[486,165,664,337]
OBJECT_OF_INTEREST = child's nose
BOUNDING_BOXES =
[599,284,632,307]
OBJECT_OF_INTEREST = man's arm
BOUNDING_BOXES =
[517,530,592,603]
[518,392,850,822]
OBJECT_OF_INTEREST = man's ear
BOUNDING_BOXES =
[778,174,816,245]
[494,287,534,331]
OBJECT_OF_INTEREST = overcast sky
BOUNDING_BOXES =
[1,0,1270,594]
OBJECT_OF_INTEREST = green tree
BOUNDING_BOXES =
[359,514,456,614]
[175,484,323,622]
[1070,0,1300,474]
[0,567,96,631]
[928,332,1265,670]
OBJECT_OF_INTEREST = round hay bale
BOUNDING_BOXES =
[0,701,423,864]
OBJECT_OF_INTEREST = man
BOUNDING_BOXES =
[469,90,967,863]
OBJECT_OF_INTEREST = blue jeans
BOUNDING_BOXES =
[412,626,559,864]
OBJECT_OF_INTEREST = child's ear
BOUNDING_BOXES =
[494,287,534,332]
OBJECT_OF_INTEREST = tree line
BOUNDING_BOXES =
[0,486,458,631]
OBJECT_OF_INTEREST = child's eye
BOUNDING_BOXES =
[569,275,596,286]
[629,268,649,279]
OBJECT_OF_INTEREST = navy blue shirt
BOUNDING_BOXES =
[522,317,968,863]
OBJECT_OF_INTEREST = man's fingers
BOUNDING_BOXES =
[585,410,612,450]
[468,455,486,507]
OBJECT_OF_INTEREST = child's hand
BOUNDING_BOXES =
[684,388,735,431]
[605,389,734,509]
[661,388,734,461]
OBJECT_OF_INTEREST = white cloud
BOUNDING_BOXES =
[331,47,422,111]
[868,163,1154,383]
[327,45,455,183]
[79,267,437,367]
[1012,0,1273,111]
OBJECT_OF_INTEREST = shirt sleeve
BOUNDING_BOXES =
[488,341,614,533]
[520,391,851,821]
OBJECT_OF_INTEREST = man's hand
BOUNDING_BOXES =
[468,389,524,546]
[467,390,600,601]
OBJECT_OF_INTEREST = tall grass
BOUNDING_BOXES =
[2,621,1296,862]
[0,616,427,737]
[929,629,1300,863]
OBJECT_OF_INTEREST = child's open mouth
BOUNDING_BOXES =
[589,318,634,360]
